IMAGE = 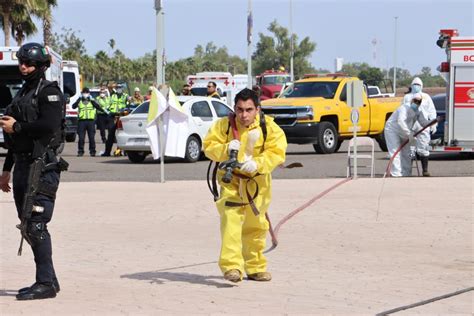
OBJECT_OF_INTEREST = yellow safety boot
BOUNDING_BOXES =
[247,272,272,281]
[223,269,242,283]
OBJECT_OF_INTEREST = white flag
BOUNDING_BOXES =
[146,87,167,160]
[145,87,190,159]
[163,88,189,158]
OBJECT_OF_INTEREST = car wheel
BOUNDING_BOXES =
[65,133,76,142]
[185,135,201,163]
[127,151,147,163]
[376,132,388,152]
[313,122,338,154]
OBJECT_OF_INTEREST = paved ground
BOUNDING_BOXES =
[1,177,472,315]
[2,141,472,182]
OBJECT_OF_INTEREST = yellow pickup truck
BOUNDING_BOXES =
[261,74,401,153]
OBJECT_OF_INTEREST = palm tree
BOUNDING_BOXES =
[1,0,47,46]
[0,0,19,46]
[41,0,57,46]
[108,38,115,57]
[10,3,38,46]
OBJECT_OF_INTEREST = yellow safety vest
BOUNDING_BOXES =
[78,100,97,120]
[96,96,110,113]
[109,93,128,113]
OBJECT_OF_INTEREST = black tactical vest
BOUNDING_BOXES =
[5,79,65,156]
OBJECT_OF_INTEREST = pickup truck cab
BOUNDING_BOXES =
[261,75,401,153]
[367,85,395,98]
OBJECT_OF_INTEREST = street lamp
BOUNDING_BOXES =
[289,0,294,82]
[155,0,165,85]
[393,16,398,95]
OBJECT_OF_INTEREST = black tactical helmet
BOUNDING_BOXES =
[16,42,51,68]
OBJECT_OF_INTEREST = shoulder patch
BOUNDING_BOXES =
[47,95,60,102]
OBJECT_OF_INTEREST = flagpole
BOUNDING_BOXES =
[158,87,168,183]
[289,0,294,82]
[155,0,165,85]
[155,0,165,183]
[247,0,252,89]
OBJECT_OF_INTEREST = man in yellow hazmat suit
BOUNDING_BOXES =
[203,88,287,283]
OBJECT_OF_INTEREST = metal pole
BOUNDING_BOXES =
[155,0,165,183]
[158,114,165,183]
[289,0,294,82]
[393,16,398,95]
[247,0,252,89]
[353,118,357,179]
[155,0,164,85]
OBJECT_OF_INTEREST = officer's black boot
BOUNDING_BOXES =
[16,283,56,300]
[420,156,430,177]
[18,278,60,294]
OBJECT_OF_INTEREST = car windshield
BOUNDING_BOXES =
[191,87,207,96]
[367,87,379,96]
[280,81,339,99]
[132,101,149,114]
[90,91,100,99]
[263,75,291,85]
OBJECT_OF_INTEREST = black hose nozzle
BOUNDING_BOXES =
[219,149,241,183]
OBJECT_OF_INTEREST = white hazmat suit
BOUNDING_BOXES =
[402,77,437,176]
[384,94,431,177]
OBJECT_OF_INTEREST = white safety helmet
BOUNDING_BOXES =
[411,77,423,89]
[134,87,140,92]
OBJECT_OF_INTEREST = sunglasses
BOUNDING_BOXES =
[18,58,35,67]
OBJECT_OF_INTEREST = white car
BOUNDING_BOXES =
[116,96,234,163]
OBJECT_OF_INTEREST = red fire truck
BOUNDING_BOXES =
[256,68,291,100]
[433,29,474,153]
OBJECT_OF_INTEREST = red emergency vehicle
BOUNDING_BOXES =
[433,29,474,153]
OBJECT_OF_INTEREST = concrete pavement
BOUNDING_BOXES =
[0,177,472,315]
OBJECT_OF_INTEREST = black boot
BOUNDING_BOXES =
[18,278,60,294]
[16,283,56,300]
[420,156,430,177]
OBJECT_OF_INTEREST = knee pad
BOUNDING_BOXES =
[26,222,49,246]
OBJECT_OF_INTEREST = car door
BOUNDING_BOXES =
[190,100,214,139]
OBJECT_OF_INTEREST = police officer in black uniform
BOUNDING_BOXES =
[0,43,66,300]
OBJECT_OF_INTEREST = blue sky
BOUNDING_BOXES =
[3,0,473,75]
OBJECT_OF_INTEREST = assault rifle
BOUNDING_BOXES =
[17,156,45,256]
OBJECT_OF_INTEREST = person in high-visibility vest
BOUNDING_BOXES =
[101,85,129,156]
[72,87,103,156]
[203,88,287,283]
[206,81,221,99]
[95,87,111,143]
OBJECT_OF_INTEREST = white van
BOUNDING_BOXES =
[62,60,81,142]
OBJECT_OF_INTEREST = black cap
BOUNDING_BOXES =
[82,87,90,93]
[16,42,51,68]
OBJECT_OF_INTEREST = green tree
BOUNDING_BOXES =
[1,0,49,46]
[40,0,57,46]
[252,20,316,77]
[50,27,86,60]
[10,3,37,46]
[340,62,371,77]
[359,67,384,86]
